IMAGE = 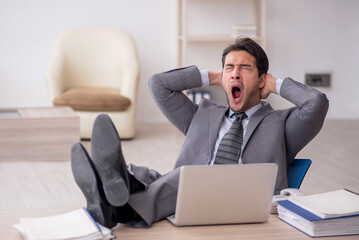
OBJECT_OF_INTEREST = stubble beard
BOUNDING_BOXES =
[225,94,246,114]
[225,89,260,114]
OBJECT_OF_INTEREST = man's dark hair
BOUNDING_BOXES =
[222,37,269,77]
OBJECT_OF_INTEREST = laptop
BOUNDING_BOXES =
[167,163,278,226]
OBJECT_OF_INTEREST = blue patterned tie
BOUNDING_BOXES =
[214,113,247,164]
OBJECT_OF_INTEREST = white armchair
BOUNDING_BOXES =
[46,27,140,139]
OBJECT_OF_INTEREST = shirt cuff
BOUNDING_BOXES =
[276,78,284,96]
[200,70,209,87]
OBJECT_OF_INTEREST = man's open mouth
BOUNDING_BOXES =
[232,86,242,103]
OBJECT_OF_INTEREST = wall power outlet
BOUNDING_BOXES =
[305,73,331,87]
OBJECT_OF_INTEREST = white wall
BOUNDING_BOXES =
[266,0,359,119]
[1,0,359,122]
[0,0,176,122]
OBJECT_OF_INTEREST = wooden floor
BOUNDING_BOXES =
[0,119,359,211]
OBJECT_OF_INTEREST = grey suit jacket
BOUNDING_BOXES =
[127,65,329,227]
[150,65,328,191]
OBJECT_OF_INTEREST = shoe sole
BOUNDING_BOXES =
[71,142,116,228]
[91,114,130,206]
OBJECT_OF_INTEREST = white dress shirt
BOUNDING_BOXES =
[199,70,283,164]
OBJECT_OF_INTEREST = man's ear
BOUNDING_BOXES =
[258,74,266,88]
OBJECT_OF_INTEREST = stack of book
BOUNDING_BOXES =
[277,189,359,237]
[186,90,211,104]
[14,208,114,240]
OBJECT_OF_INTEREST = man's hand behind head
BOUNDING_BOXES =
[260,73,277,99]
[208,71,223,86]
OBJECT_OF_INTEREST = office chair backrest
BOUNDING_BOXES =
[287,159,312,189]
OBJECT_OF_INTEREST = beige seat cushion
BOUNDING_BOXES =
[53,87,131,111]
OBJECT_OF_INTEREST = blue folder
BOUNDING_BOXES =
[277,200,359,237]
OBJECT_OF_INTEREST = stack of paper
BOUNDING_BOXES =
[277,189,359,237]
[14,208,114,240]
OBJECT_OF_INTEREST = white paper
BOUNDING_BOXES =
[289,189,359,218]
[16,208,113,240]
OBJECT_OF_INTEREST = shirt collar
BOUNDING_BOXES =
[228,101,267,119]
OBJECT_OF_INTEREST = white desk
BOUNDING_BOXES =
[0,107,79,161]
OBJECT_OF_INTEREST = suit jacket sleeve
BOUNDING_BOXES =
[148,66,202,135]
[280,78,329,160]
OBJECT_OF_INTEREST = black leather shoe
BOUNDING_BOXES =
[91,114,130,207]
[71,142,118,228]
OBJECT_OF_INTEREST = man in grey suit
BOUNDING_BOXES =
[71,37,329,228]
